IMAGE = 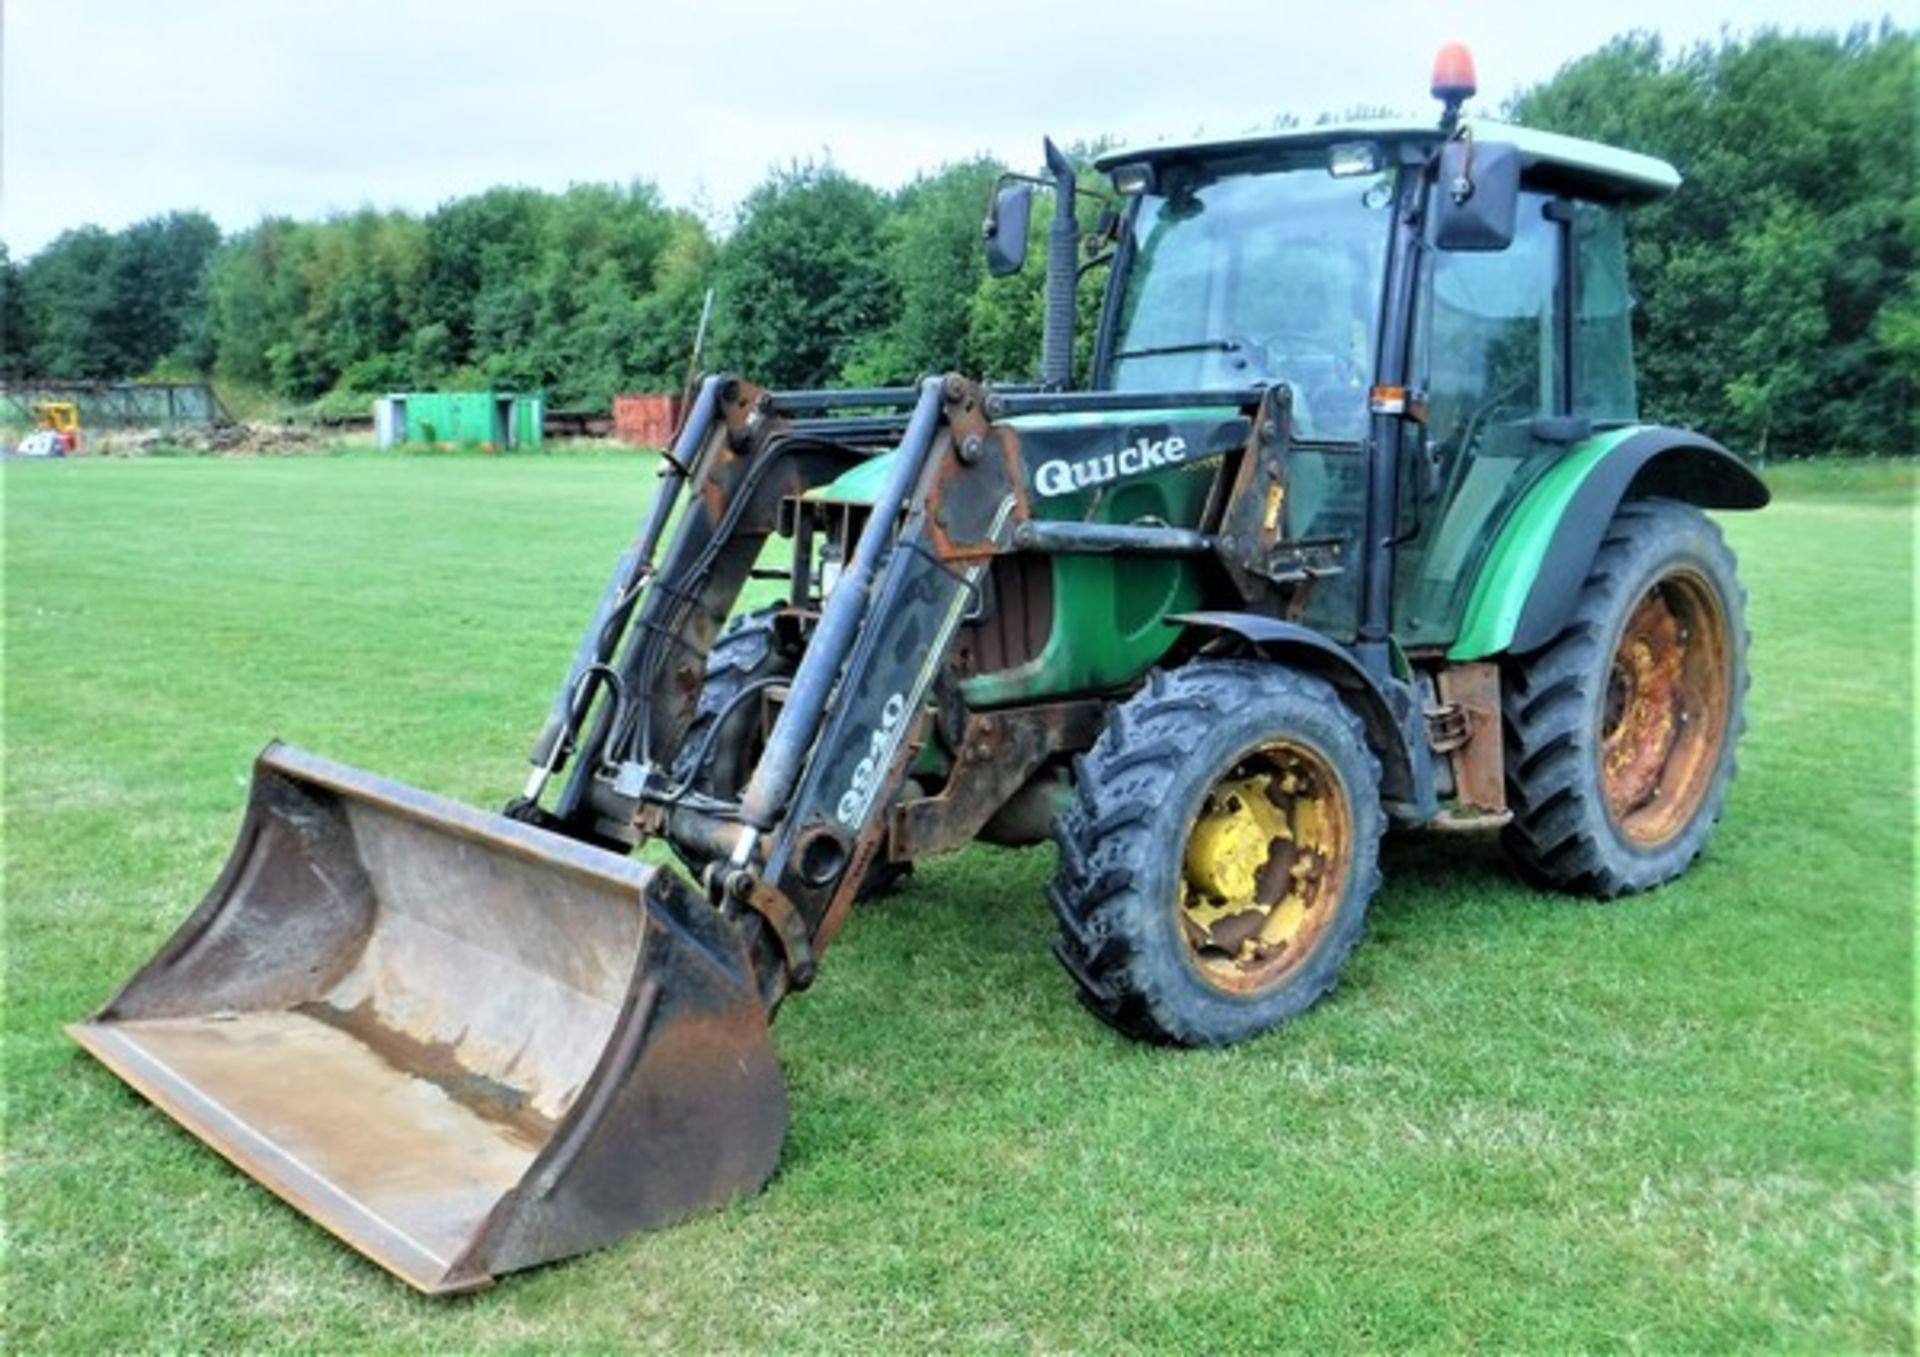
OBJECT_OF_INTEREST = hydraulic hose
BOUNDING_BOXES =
[537,375,722,816]
[736,377,948,833]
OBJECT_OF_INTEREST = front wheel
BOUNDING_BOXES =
[1050,662,1384,1047]
[1502,498,1749,897]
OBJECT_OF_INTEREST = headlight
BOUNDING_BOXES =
[1328,142,1381,177]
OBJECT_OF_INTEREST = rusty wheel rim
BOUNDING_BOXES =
[1600,568,1731,845]
[1177,740,1352,995]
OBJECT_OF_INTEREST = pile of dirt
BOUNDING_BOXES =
[88,423,334,456]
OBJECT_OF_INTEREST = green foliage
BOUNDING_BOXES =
[207,217,312,392]
[958,142,1115,383]
[118,211,223,374]
[711,162,894,388]
[12,213,219,379]
[965,220,1050,380]
[3,25,1907,453]
[18,226,125,377]
[0,243,28,378]
[302,386,394,423]
[199,186,705,408]
[412,182,704,405]
[1510,25,1916,457]
[842,158,1001,384]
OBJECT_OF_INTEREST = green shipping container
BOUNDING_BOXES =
[512,395,543,449]
[381,392,543,449]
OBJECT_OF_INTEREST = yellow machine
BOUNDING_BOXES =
[21,402,81,455]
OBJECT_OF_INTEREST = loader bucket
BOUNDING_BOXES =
[67,743,786,1294]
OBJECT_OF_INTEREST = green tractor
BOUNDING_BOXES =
[71,48,1763,1293]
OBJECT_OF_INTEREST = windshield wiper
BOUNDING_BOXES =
[1114,336,1254,362]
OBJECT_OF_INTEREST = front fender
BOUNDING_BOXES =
[1450,426,1767,660]
[1170,612,1430,816]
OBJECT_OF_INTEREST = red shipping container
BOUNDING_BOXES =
[613,393,683,448]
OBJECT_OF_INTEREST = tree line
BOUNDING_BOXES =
[1,25,1910,455]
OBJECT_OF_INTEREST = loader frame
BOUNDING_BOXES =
[518,373,1431,1003]
[515,113,1775,1006]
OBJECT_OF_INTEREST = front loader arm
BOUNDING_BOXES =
[520,372,1025,1002]
[526,373,1318,1008]
[529,377,875,842]
[745,377,1021,958]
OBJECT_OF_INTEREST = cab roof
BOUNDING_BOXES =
[1093,117,1681,203]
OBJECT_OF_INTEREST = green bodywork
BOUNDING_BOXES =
[804,452,894,504]
[1445,426,1640,660]
[807,413,1656,700]
[970,409,1249,706]
[811,408,1243,709]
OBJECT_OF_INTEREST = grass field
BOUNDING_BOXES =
[3,451,1912,1351]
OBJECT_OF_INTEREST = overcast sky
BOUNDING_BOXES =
[3,0,1906,256]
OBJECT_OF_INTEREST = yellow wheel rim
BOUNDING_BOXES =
[1178,740,1351,994]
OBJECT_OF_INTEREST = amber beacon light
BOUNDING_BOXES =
[1431,41,1477,102]
[1432,41,1477,131]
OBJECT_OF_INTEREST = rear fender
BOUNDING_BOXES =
[1170,612,1432,820]
[1450,426,1766,660]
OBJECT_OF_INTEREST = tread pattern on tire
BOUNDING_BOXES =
[673,607,786,789]
[1049,661,1383,1047]
[1501,498,1750,899]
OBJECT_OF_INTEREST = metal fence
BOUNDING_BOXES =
[0,381,231,428]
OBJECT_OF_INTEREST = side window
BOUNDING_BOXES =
[1424,190,1560,453]
[1393,192,1566,646]
[1572,202,1637,420]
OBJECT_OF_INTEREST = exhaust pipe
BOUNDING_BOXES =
[1040,137,1077,390]
[68,743,784,1294]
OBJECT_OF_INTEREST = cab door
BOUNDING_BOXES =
[1393,189,1571,649]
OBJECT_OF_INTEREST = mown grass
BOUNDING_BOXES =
[2,451,1912,1352]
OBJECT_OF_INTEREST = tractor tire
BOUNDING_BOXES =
[675,606,794,799]
[1501,498,1748,898]
[1049,661,1384,1047]
[675,607,910,898]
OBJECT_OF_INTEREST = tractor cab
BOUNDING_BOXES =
[1083,95,1682,651]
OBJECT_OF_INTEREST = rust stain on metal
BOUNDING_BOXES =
[891,701,1102,860]
[299,999,554,1149]
[1435,661,1507,819]
[69,746,786,1296]
[1177,739,1353,996]
[957,552,1054,677]
[1210,385,1296,602]
[1601,570,1730,844]
[922,381,1031,563]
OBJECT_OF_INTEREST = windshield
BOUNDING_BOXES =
[1109,164,1396,442]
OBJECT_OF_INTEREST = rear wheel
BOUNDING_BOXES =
[1502,498,1748,897]
[1050,662,1383,1046]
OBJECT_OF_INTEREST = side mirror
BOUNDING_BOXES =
[1432,140,1520,251]
[983,183,1033,277]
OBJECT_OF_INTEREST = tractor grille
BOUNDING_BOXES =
[959,554,1054,676]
